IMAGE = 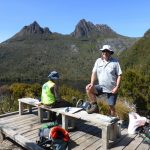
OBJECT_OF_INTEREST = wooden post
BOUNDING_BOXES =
[117,123,121,138]
[38,108,44,123]
[70,118,76,129]
[62,114,68,130]
[109,123,121,140]
[47,111,51,121]
[109,124,117,141]
[19,101,23,115]
[101,125,109,150]
[28,105,32,113]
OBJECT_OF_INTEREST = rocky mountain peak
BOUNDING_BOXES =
[71,19,98,38]
[95,24,117,36]
[21,21,52,35]
[71,19,118,38]
[10,21,52,40]
[143,29,150,38]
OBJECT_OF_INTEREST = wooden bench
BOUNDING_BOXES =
[18,98,44,122]
[18,98,121,149]
[50,107,121,149]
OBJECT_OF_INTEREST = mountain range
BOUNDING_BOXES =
[0,19,146,85]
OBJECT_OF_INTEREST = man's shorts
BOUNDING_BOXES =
[95,85,118,106]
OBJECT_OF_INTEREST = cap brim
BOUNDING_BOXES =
[99,49,114,54]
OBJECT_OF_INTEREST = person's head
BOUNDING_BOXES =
[99,45,114,60]
[48,71,59,81]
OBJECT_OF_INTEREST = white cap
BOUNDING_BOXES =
[99,45,114,54]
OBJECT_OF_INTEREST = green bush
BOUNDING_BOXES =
[0,83,41,114]
[59,84,86,105]
[120,68,150,113]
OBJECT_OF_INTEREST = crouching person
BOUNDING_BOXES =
[41,71,70,121]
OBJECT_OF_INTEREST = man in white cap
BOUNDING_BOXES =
[86,45,122,116]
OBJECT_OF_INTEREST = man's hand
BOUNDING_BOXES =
[112,86,119,94]
[86,83,94,91]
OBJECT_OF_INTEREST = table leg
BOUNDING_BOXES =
[62,114,68,130]
[101,125,109,150]
[38,108,44,123]
[29,105,32,113]
[19,101,23,115]
[70,118,76,129]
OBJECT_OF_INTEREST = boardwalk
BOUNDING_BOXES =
[0,111,149,150]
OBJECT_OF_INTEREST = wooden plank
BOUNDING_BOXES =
[123,134,144,150]
[72,128,100,150]
[0,114,22,122]
[70,123,97,140]
[0,116,38,132]
[23,129,38,137]
[136,139,150,150]
[50,108,115,126]
[3,115,36,126]
[24,132,39,142]
[0,114,41,137]
[71,127,95,141]
[111,129,137,150]
[69,121,95,137]
[1,125,44,150]
[73,135,99,150]
[0,114,35,124]
[84,139,102,150]
[18,98,40,105]
[12,115,38,126]
[74,125,100,143]
[18,123,42,134]
[0,109,38,121]
[29,135,39,142]
[0,111,19,118]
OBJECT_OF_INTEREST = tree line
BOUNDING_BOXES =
[0,68,149,117]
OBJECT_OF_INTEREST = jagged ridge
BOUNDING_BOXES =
[9,21,52,40]
[71,19,119,38]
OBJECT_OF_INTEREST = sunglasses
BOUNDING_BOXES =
[102,50,110,53]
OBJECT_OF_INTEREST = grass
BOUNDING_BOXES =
[97,97,132,121]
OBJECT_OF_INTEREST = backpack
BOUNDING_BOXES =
[37,121,70,150]
[50,126,70,150]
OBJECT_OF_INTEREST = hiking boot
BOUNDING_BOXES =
[86,102,99,114]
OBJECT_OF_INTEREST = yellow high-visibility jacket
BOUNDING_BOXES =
[41,80,55,105]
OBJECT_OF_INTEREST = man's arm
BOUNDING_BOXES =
[112,75,122,94]
[90,71,97,86]
[116,75,121,88]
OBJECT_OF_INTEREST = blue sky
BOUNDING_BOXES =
[0,0,150,42]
